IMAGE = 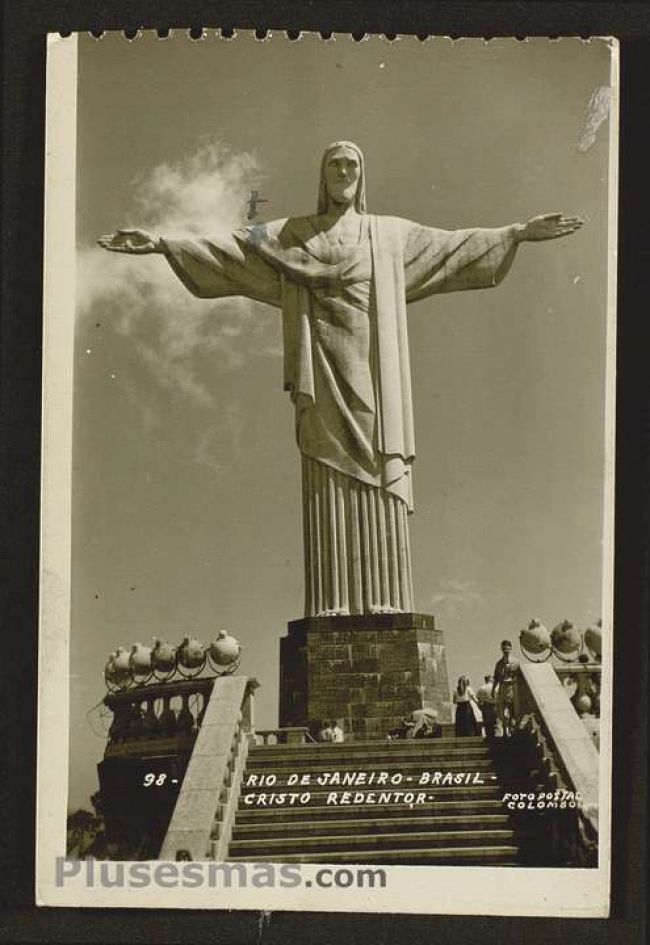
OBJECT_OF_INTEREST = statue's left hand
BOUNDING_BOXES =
[518,213,584,242]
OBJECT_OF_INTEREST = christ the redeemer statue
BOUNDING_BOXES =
[99,141,582,619]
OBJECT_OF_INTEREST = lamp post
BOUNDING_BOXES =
[518,618,602,728]
[519,618,602,664]
[104,632,243,692]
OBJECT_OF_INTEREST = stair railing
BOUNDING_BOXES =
[255,727,315,745]
[104,677,214,754]
[159,676,257,861]
[210,679,259,861]
[514,664,599,867]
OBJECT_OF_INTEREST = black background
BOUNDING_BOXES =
[1,2,648,943]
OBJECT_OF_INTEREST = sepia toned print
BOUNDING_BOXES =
[38,32,617,915]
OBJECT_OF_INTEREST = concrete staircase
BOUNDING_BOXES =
[226,732,523,865]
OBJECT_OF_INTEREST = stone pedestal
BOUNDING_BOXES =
[279,613,451,740]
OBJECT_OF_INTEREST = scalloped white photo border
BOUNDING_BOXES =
[36,31,618,916]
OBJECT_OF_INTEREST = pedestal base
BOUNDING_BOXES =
[279,613,451,740]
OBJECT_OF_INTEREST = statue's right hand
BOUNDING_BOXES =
[97,229,161,254]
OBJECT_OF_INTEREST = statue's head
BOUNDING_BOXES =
[318,141,367,214]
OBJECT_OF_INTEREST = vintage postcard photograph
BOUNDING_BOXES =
[38,31,617,915]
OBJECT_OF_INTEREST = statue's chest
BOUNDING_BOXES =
[323,223,361,247]
[307,233,372,269]
[299,215,371,263]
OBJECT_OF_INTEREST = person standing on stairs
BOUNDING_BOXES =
[476,674,497,739]
[318,721,334,742]
[453,676,482,737]
[491,640,520,737]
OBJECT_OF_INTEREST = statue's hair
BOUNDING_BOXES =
[317,141,367,214]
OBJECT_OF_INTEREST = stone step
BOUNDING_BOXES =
[241,773,499,794]
[226,844,521,865]
[241,769,496,792]
[235,798,505,823]
[233,813,511,840]
[243,759,497,781]
[247,745,491,768]
[238,784,503,807]
[249,736,484,757]
[229,828,516,857]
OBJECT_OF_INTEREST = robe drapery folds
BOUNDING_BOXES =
[162,216,519,615]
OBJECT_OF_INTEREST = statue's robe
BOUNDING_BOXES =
[162,216,519,615]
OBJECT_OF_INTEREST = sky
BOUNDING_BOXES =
[68,33,614,810]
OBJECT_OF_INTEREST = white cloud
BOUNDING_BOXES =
[429,578,493,620]
[132,339,216,409]
[193,403,243,474]
[77,142,281,408]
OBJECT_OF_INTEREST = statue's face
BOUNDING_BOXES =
[324,148,361,207]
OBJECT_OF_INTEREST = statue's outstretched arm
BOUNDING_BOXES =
[403,211,584,303]
[98,226,282,307]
